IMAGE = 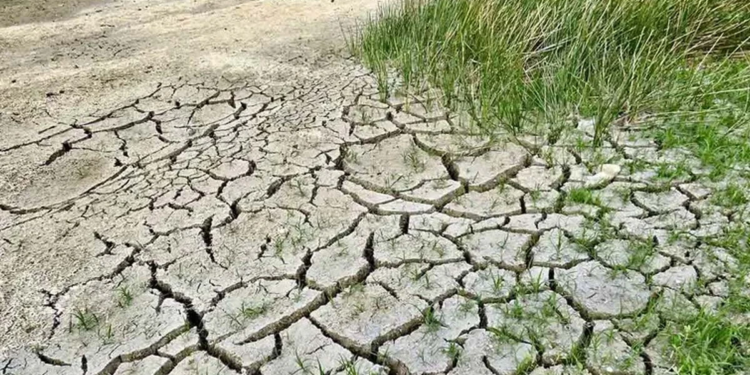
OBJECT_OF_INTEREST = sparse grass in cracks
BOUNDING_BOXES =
[116,286,134,308]
[567,187,600,206]
[423,306,444,333]
[660,221,750,374]
[71,307,99,332]
[353,0,750,171]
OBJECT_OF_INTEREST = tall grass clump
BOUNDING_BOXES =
[354,0,750,151]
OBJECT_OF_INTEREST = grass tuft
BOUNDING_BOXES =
[668,310,750,375]
[354,0,750,164]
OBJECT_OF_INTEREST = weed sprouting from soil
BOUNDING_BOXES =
[353,0,750,166]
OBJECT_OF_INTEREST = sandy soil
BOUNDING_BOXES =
[0,0,382,353]
[0,0,377,124]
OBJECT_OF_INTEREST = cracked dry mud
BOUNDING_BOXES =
[2,1,749,375]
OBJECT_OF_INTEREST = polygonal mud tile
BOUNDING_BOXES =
[40,266,188,374]
[642,208,696,230]
[504,213,543,233]
[409,213,474,235]
[155,253,245,311]
[449,329,537,375]
[377,199,435,214]
[643,328,678,371]
[633,189,689,214]
[379,296,479,374]
[210,159,252,180]
[594,240,671,275]
[561,202,600,217]
[690,246,738,280]
[405,119,452,133]
[531,229,590,268]
[654,288,698,322]
[214,334,274,369]
[708,280,730,297]
[401,179,463,206]
[263,175,316,210]
[308,187,370,244]
[222,174,275,204]
[310,283,428,352]
[171,351,237,375]
[402,101,447,121]
[518,267,551,292]
[651,266,698,294]
[526,190,562,213]
[486,291,586,364]
[444,186,525,220]
[373,231,464,266]
[586,321,645,375]
[390,110,422,125]
[537,214,588,237]
[341,180,395,207]
[158,328,200,357]
[345,135,448,192]
[513,166,564,191]
[352,120,399,142]
[678,182,712,200]
[203,279,323,341]
[259,318,353,374]
[614,312,660,345]
[469,216,511,233]
[618,218,659,242]
[556,261,651,318]
[462,266,517,301]
[414,133,490,156]
[461,230,532,271]
[306,231,371,291]
[454,145,529,189]
[369,262,471,301]
[114,356,170,375]
[583,164,623,189]
[315,169,345,187]
[359,214,404,243]
[141,228,205,266]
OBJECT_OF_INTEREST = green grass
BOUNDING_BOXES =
[71,307,99,332]
[353,0,750,171]
[668,311,750,375]
[567,187,600,206]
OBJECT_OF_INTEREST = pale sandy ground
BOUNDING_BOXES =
[1,0,382,353]
[1,0,379,124]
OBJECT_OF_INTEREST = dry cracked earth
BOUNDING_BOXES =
[1,1,748,375]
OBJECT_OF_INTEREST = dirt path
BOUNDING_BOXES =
[1,1,743,374]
